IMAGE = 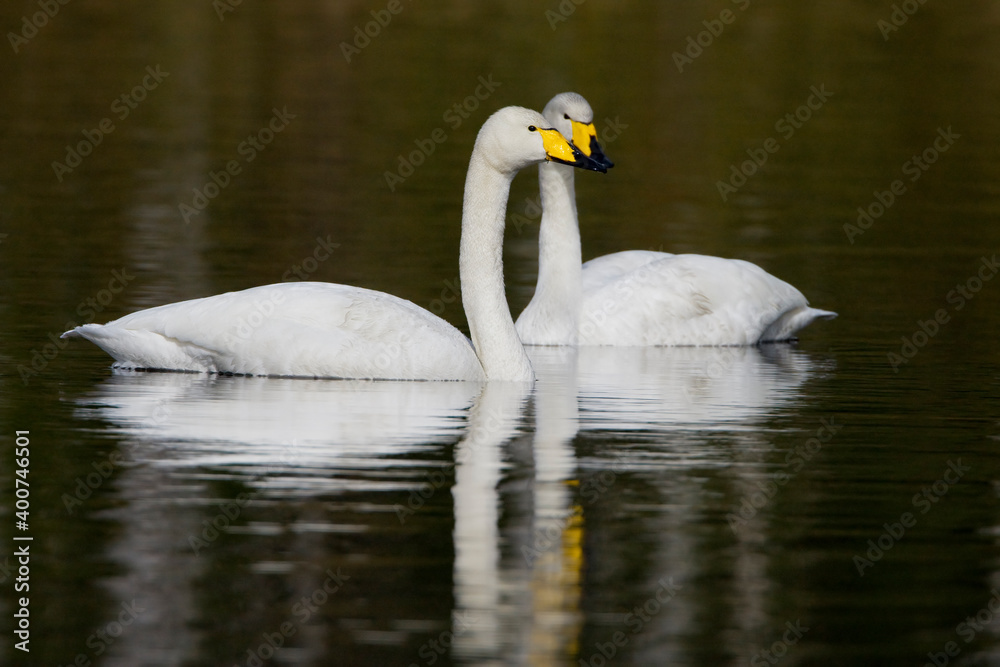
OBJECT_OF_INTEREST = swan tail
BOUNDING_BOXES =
[759,307,837,343]
[62,324,218,372]
[809,308,838,321]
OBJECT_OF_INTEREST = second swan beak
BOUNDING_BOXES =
[535,126,609,173]
[571,120,615,171]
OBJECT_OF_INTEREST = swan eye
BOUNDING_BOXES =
[563,113,570,120]
[528,125,537,132]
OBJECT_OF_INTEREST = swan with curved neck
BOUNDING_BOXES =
[63,107,605,381]
[515,92,836,346]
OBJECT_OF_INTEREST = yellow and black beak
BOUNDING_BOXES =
[571,120,615,171]
[536,126,608,173]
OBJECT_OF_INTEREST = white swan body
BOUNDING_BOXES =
[514,92,836,346]
[64,107,605,381]
[67,282,484,380]
[579,253,830,345]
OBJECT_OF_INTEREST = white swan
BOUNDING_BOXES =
[514,92,837,346]
[63,107,606,381]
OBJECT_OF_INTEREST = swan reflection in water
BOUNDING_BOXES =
[71,344,827,664]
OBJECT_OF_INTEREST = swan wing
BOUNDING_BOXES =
[579,254,835,346]
[580,250,673,293]
[517,250,677,345]
[63,282,484,381]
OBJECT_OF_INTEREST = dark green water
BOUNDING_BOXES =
[2,2,1000,665]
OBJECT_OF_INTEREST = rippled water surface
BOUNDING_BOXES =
[2,3,1000,666]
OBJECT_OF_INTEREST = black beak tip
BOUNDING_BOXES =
[587,136,614,170]
[576,151,607,174]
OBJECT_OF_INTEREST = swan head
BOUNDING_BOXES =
[475,106,608,175]
[543,92,615,171]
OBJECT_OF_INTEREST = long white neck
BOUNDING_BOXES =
[536,161,583,339]
[460,152,535,382]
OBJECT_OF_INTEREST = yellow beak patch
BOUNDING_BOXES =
[537,127,579,163]
[571,121,599,157]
